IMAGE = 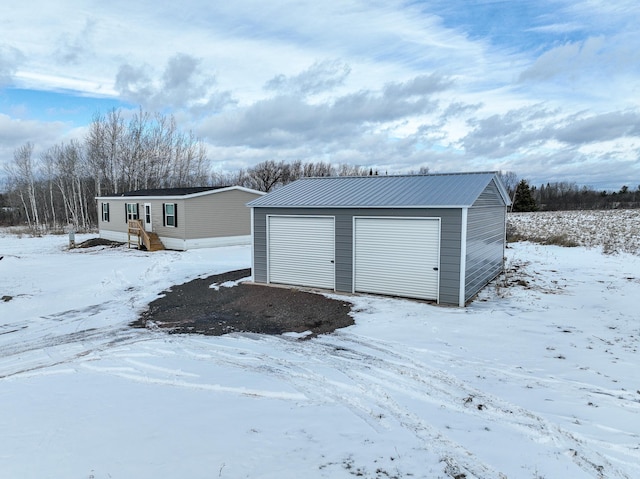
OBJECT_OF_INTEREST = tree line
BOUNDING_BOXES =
[508,179,640,212]
[211,161,428,193]
[1,107,426,231]
[2,109,211,231]
[1,106,637,229]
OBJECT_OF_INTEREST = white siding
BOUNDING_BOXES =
[353,217,440,301]
[267,216,335,289]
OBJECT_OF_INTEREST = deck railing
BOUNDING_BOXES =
[127,219,152,250]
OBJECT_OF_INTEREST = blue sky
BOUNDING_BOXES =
[1,0,639,190]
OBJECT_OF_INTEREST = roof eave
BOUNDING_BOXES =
[247,204,472,209]
[96,185,265,201]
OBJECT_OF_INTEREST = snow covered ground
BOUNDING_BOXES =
[509,209,640,255]
[1,224,639,479]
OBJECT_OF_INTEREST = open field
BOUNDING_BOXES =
[508,209,640,255]
[1,215,639,478]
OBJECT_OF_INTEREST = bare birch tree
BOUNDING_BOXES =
[4,142,41,232]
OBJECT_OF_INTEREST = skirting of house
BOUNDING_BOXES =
[99,230,251,251]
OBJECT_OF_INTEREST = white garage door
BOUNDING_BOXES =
[268,215,335,290]
[354,217,440,301]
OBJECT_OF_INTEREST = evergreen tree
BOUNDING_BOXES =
[512,179,538,212]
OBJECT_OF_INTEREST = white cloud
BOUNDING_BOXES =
[0,45,24,85]
[54,18,97,65]
[1,0,639,189]
[0,114,71,181]
[115,53,236,114]
[198,73,451,148]
[264,60,351,96]
[519,37,608,83]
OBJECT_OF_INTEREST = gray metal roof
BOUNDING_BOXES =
[247,172,510,208]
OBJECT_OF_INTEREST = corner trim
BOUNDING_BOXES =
[459,207,468,307]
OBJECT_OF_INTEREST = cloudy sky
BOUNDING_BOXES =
[1,0,639,190]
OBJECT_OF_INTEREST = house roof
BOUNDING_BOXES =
[100,186,228,197]
[96,185,265,200]
[247,172,511,208]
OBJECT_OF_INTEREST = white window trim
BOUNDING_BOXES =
[126,203,139,221]
[164,203,177,227]
[102,202,110,222]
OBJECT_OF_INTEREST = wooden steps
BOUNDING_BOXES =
[127,219,165,251]
[146,232,165,251]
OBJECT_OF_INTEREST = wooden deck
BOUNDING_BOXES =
[127,220,165,251]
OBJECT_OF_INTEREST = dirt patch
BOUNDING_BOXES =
[76,238,123,248]
[132,269,355,338]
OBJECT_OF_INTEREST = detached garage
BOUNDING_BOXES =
[248,172,511,306]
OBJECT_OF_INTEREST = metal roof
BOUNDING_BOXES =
[247,172,510,208]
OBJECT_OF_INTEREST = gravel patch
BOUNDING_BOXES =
[132,268,355,338]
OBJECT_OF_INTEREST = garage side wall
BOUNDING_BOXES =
[464,183,507,302]
[252,207,463,305]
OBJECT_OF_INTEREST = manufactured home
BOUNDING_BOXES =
[97,186,265,251]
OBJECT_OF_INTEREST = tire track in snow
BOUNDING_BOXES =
[110,335,506,478]
[0,320,148,380]
[314,333,634,479]
[140,332,633,479]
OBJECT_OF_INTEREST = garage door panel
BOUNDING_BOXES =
[268,216,335,290]
[354,217,440,301]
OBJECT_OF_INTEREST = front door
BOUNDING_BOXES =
[144,203,152,232]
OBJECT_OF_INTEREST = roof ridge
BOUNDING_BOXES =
[299,171,498,180]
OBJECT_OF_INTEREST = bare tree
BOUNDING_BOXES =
[302,161,336,177]
[85,108,211,193]
[4,142,41,232]
[244,160,289,192]
[406,165,430,175]
[497,171,518,196]
[86,109,126,195]
[40,147,59,228]
[336,163,369,176]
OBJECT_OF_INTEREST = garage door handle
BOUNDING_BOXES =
[433,267,438,271]
[330,260,335,263]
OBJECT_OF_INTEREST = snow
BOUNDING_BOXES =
[1,228,639,479]
[509,209,640,255]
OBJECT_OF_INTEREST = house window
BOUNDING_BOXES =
[102,202,110,222]
[163,203,177,227]
[126,203,139,221]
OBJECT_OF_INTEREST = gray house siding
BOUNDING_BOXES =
[98,198,188,239]
[97,201,122,234]
[186,189,258,238]
[156,200,186,240]
[252,207,463,305]
[97,188,263,250]
[98,200,131,235]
